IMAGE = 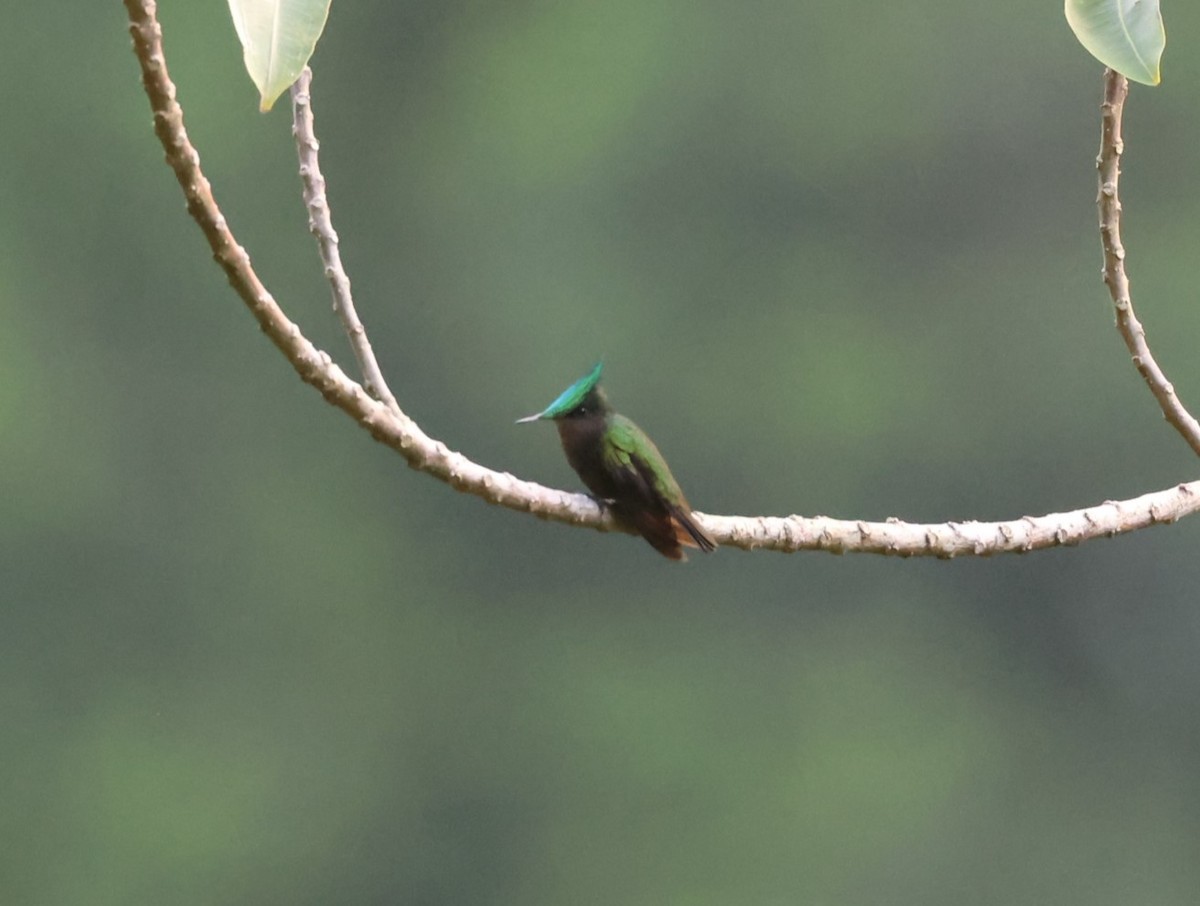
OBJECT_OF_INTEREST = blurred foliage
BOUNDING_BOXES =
[5,1,1200,903]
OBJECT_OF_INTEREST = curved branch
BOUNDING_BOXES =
[701,482,1200,556]
[1097,69,1200,455]
[290,69,401,416]
[124,0,1200,556]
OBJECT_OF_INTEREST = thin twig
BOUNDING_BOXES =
[290,69,401,415]
[1097,69,1200,455]
[123,0,1200,556]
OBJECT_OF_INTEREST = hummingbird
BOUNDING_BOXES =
[518,362,717,560]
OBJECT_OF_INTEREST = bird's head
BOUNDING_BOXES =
[517,361,609,423]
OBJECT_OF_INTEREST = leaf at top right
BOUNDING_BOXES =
[1065,0,1165,86]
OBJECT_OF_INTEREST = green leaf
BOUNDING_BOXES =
[227,0,332,111]
[1065,0,1165,86]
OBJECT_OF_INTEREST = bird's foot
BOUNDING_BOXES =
[587,494,616,513]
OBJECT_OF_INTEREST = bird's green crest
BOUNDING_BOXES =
[518,361,603,422]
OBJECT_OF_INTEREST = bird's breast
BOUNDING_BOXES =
[555,416,621,500]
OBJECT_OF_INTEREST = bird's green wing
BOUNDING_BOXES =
[603,414,716,553]
[602,415,687,506]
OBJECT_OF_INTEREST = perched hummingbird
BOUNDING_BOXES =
[518,362,716,560]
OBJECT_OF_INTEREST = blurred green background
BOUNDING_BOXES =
[5,2,1200,903]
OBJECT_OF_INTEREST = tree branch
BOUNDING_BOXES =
[1097,69,1200,455]
[123,0,1200,556]
[290,69,401,416]
[699,482,1200,556]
